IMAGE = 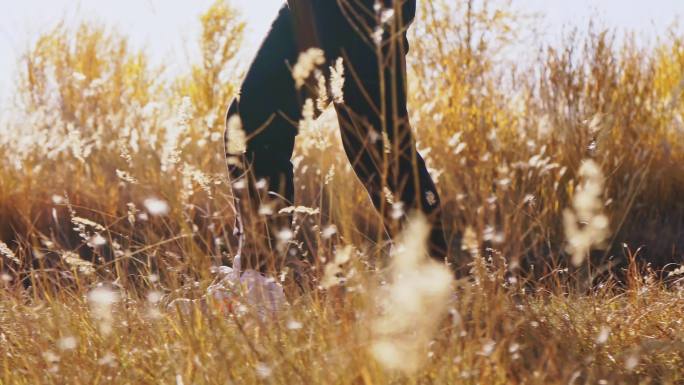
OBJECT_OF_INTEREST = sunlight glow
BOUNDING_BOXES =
[0,0,682,101]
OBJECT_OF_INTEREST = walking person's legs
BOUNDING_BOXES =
[226,0,457,275]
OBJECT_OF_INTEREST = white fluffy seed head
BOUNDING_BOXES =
[225,115,246,155]
[370,213,454,374]
[57,336,77,351]
[88,287,119,307]
[330,57,345,104]
[292,48,325,89]
[143,198,170,216]
[88,286,120,335]
[564,159,611,266]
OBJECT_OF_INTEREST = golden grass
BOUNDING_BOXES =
[2,261,684,384]
[1,0,683,383]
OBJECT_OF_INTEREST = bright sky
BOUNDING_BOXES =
[1,0,683,102]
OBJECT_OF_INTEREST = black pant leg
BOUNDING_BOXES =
[321,0,451,263]
[225,5,301,271]
[226,5,301,203]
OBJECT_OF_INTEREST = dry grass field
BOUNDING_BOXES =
[1,1,684,383]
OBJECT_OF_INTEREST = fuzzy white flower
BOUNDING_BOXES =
[57,336,77,351]
[370,213,453,373]
[225,115,246,155]
[161,97,192,172]
[88,286,120,335]
[299,98,316,136]
[292,48,325,89]
[596,326,611,345]
[563,159,611,266]
[143,198,170,216]
[321,225,338,239]
[321,245,354,289]
[316,71,328,112]
[330,57,345,104]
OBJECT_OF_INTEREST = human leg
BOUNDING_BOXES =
[319,0,452,263]
[224,5,302,272]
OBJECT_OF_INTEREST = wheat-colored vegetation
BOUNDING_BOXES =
[1,0,684,383]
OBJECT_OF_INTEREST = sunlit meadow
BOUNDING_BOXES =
[1,1,684,384]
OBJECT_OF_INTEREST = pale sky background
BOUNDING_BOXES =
[0,0,683,103]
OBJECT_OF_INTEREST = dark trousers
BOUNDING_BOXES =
[225,1,450,269]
